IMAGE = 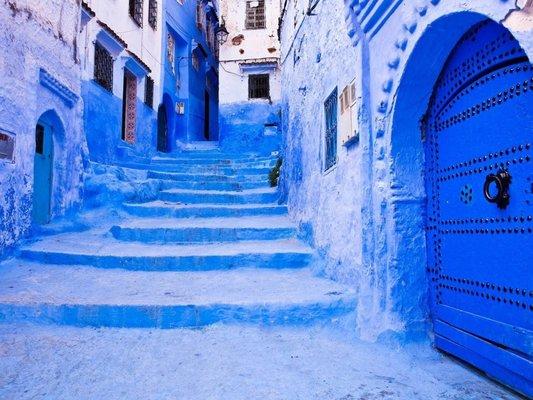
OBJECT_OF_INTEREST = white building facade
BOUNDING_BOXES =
[218,0,282,154]
[79,0,164,163]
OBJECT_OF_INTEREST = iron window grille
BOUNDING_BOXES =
[129,0,144,27]
[94,42,114,92]
[246,0,266,30]
[148,0,157,29]
[248,74,270,99]
[145,76,154,108]
[206,21,214,52]
[324,88,338,171]
[167,33,175,73]
[192,51,200,72]
[196,1,204,31]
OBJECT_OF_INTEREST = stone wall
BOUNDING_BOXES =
[0,0,84,255]
[279,0,533,341]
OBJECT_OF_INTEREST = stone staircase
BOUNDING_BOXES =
[0,150,356,329]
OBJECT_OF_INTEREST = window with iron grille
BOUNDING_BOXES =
[148,0,157,29]
[145,76,154,108]
[206,21,214,52]
[94,42,114,92]
[192,51,200,72]
[245,0,265,30]
[248,74,270,99]
[129,0,144,27]
[167,33,175,72]
[324,88,338,171]
[196,1,204,31]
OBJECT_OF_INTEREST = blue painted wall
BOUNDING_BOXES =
[219,102,281,156]
[279,0,533,342]
[83,80,157,164]
[162,0,219,149]
[0,2,85,256]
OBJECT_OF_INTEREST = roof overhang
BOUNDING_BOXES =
[123,50,151,77]
[96,21,127,57]
[81,2,95,27]
[239,61,278,74]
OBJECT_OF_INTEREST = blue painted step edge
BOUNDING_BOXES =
[0,299,357,329]
[18,250,313,271]
[110,225,298,243]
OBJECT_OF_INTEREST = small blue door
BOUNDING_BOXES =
[425,20,532,396]
[33,122,53,224]
[157,104,168,152]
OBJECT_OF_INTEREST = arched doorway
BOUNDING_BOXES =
[423,20,532,395]
[157,103,168,152]
[33,113,57,224]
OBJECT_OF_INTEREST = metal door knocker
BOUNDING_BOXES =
[483,170,511,209]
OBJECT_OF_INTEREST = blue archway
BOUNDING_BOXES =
[389,12,532,396]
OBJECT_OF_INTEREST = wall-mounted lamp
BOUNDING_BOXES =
[216,17,229,45]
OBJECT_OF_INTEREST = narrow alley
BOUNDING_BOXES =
[0,147,518,399]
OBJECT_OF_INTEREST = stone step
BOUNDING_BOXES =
[110,216,298,243]
[146,164,273,175]
[159,188,279,205]
[18,232,312,271]
[123,201,288,218]
[177,140,220,152]
[0,262,355,328]
[150,159,276,170]
[148,170,268,183]
[109,160,276,174]
[158,179,269,191]
[151,154,275,164]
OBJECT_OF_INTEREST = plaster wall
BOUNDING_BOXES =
[0,0,84,254]
[279,0,533,341]
[279,0,363,317]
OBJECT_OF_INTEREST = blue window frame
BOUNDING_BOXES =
[324,87,338,171]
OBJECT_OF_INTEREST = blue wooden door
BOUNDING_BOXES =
[33,122,53,224]
[157,104,168,152]
[425,20,532,396]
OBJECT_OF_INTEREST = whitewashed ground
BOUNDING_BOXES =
[0,324,519,400]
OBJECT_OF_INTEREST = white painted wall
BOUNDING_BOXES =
[80,0,164,102]
[219,0,281,104]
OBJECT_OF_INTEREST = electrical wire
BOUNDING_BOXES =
[219,61,244,77]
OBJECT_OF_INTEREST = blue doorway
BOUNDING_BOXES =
[424,20,532,396]
[157,104,168,152]
[33,119,54,224]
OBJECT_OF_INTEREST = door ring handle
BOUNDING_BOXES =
[483,170,511,209]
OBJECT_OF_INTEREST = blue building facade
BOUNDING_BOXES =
[0,1,85,255]
[161,0,220,150]
[0,0,222,254]
[279,0,532,395]
[79,0,166,165]
[79,0,220,164]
